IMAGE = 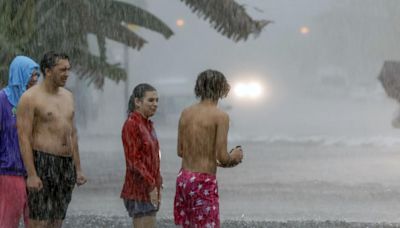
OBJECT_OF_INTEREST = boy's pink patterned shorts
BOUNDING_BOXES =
[174,169,219,228]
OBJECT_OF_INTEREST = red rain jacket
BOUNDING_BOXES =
[120,111,162,201]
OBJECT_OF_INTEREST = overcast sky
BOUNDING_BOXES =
[98,0,400,139]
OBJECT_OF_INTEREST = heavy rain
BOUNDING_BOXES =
[2,0,400,227]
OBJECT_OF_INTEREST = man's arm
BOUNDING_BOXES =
[71,122,86,185]
[70,97,86,186]
[17,93,42,189]
[71,123,81,170]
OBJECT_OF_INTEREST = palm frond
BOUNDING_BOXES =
[99,1,173,39]
[180,0,271,41]
[86,20,147,50]
[73,52,127,89]
[29,0,173,89]
[35,0,63,28]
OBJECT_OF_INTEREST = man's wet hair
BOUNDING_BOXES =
[40,51,69,77]
[194,69,230,101]
[128,83,157,114]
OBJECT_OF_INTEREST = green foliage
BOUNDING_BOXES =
[0,0,173,88]
[180,0,271,42]
[0,0,268,89]
[0,0,36,87]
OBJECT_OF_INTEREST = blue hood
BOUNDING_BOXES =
[4,56,39,107]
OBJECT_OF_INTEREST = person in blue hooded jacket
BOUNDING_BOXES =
[0,56,39,228]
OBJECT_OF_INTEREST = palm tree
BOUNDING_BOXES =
[0,0,37,86]
[1,0,173,88]
[0,0,270,88]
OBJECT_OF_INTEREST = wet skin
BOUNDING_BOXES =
[17,59,86,191]
[177,99,243,174]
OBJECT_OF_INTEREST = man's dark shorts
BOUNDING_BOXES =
[28,150,76,220]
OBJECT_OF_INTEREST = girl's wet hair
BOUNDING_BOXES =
[40,51,69,77]
[128,83,157,114]
[194,69,230,101]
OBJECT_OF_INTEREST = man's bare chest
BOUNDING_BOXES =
[34,98,73,123]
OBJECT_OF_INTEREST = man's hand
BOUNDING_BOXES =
[149,187,159,208]
[27,175,43,191]
[76,171,87,186]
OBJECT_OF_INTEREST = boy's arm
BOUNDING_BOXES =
[177,113,184,158]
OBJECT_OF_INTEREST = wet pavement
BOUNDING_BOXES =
[62,215,400,228]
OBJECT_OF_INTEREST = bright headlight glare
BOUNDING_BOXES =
[234,83,247,97]
[234,82,263,99]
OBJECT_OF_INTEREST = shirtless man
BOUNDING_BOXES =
[173,69,243,228]
[17,51,86,228]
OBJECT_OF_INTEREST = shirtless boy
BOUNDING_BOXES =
[174,69,243,228]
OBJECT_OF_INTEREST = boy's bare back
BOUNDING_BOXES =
[178,102,230,174]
